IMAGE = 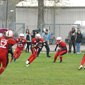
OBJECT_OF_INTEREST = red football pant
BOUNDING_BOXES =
[28,48,38,64]
[14,48,22,59]
[81,54,85,66]
[54,50,67,62]
[0,53,7,75]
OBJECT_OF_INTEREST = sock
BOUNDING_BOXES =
[81,55,85,66]
[13,59,16,62]
[60,56,62,62]
[0,68,5,75]
[10,59,13,63]
[29,55,36,64]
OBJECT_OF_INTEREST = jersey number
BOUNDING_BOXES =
[0,40,7,48]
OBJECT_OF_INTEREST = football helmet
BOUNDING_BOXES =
[6,30,14,37]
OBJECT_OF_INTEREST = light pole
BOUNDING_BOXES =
[10,10,14,23]
[6,0,8,28]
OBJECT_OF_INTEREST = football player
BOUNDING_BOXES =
[26,34,43,67]
[53,37,67,63]
[78,55,85,70]
[0,30,15,74]
[10,33,27,62]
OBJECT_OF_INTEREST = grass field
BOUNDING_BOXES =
[0,51,85,85]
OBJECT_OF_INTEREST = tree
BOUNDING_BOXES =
[38,0,44,30]
[37,0,60,30]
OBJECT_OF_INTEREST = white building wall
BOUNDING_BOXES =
[16,7,85,41]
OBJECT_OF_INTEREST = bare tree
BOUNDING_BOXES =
[37,0,44,30]
[37,0,61,30]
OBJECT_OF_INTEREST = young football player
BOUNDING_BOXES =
[53,37,67,63]
[78,55,85,70]
[0,30,15,75]
[26,34,43,67]
[10,33,27,62]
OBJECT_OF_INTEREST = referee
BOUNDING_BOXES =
[37,28,51,57]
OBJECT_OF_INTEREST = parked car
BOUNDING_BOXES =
[65,32,85,43]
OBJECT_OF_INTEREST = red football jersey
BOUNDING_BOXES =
[56,41,67,50]
[15,38,27,50]
[32,38,43,48]
[0,37,15,53]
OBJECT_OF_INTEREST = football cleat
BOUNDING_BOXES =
[84,67,85,69]
[52,61,55,63]
[26,64,29,67]
[26,60,29,64]
[60,61,62,63]
[78,66,82,70]
[13,59,16,62]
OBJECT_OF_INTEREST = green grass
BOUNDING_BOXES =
[0,51,85,85]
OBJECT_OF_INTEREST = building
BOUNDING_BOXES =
[15,0,85,42]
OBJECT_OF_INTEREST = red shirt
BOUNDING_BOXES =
[32,38,43,48]
[0,37,15,53]
[15,38,27,50]
[56,41,67,50]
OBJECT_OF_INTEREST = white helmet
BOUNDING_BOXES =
[43,28,46,32]
[6,30,14,37]
[56,37,62,40]
[35,34,41,38]
[19,33,24,37]
[0,33,3,37]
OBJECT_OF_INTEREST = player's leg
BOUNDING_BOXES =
[28,49,36,63]
[0,56,6,75]
[6,53,9,67]
[0,60,1,68]
[29,49,37,64]
[10,50,14,63]
[14,50,22,62]
[53,51,59,62]
[26,49,37,66]
[68,41,72,53]
[37,43,43,57]
[72,41,76,53]
[59,50,67,63]
[78,55,85,70]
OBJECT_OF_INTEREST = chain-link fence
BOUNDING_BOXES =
[40,24,80,44]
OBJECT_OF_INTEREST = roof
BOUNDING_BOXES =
[16,0,85,7]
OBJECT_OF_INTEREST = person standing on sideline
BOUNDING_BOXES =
[76,30,82,54]
[68,27,77,53]
[37,28,51,57]
[54,37,67,63]
[25,29,31,52]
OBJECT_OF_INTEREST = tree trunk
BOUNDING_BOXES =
[37,0,44,30]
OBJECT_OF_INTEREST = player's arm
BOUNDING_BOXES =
[24,39,27,50]
[24,44,27,50]
[54,44,58,51]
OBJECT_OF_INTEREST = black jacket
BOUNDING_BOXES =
[76,33,82,43]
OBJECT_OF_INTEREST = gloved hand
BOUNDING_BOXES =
[54,48,56,51]
[58,49,61,51]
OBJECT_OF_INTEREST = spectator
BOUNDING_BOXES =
[32,31,38,38]
[25,29,32,52]
[68,27,77,53]
[76,30,82,54]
